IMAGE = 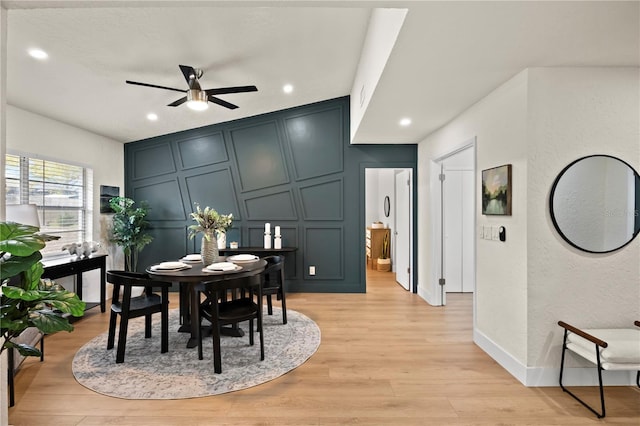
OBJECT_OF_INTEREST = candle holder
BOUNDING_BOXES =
[264,232,272,249]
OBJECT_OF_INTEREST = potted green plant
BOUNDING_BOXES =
[1,221,86,358]
[108,196,153,272]
[188,203,233,265]
[377,232,391,272]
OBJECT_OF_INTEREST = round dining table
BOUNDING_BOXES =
[146,257,267,348]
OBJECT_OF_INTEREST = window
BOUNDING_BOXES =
[5,153,93,256]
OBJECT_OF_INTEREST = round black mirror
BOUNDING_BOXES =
[384,196,391,217]
[550,155,640,253]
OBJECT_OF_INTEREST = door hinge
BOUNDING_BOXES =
[407,179,410,186]
[407,267,410,274]
[439,278,446,286]
[439,173,445,182]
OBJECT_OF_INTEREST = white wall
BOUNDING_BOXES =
[1,5,8,425]
[526,68,640,383]
[417,67,640,386]
[6,105,125,273]
[418,70,529,361]
[366,168,395,229]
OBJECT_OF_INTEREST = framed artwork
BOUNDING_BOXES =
[482,164,512,215]
[100,185,120,213]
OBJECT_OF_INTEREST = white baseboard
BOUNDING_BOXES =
[473,329,637,387]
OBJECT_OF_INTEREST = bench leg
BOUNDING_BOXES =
[559,329,606,418]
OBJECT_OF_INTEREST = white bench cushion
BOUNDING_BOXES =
[566,328,640,370]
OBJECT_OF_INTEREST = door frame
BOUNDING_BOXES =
[393,169,412,290]
[361,162,417,293]
[429,138,476,306]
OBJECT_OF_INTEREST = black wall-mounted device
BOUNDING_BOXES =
[498,226,506,242]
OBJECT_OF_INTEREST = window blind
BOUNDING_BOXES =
[5,154,93,256]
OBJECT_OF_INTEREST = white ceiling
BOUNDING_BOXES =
[3,1,639,144]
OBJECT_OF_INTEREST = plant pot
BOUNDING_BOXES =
[201,231,220,266]
[377,257,391,272]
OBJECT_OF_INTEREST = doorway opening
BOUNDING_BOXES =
[430,140,476,306]
[365,167,414,292]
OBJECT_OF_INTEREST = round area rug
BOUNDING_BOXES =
[72,307,320,399]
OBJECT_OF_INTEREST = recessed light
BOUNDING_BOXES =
[399,118,412,127]
[28,48,48,60]
[146,113,158,121]
[283,84,293,94]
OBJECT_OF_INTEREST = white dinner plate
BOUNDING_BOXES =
[181,254,202,262]
[206,262,242,272]
[151,261,190,271]
[226,254,259,263]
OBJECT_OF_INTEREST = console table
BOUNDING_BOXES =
[219,247,297,256]
[41,254,108,312]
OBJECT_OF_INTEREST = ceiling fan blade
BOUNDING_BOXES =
[126,80,186,94]
[179,65,197,83]
[208,96,239,110]
[205,85,258,96]
[168,97,187,107]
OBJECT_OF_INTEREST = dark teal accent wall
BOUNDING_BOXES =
[124,96,417,292]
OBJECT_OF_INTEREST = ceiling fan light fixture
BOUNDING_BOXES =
[186,89,209,111]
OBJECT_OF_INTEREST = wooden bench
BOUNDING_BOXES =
[558,320,640,418]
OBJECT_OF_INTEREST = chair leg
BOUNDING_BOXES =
[258,304,264,361]
[249,319,254,346]
[144,314,152,338]
[116,316,129,364]
[197,290,204,361]
[212,324,222,374]
[161,289,169,354]
[107,311,117,349]
[280,286,287,324]
[212,299,223,374]
[559,329,606,418]
[267,294,273,315]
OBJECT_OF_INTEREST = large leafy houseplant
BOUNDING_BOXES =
[0,222,86,358]
[109,196,153,272]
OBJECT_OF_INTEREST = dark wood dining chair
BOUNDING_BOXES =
[106,270,171,363]
[197,273,264,373]
[261,255,287,324]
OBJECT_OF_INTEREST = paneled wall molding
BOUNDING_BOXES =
[303,226,344,280]
[284,104,345,182]
[184,167,241,220]
[125,96,417,292]
[230,119,290,192]
[176,131,228,170]
[132,142,177,180]
[244,190,297,221]
[298,177,344,221]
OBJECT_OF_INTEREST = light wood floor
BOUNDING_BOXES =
[8,269,640,425]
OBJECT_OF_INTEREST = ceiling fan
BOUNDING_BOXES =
[126,65,258,111]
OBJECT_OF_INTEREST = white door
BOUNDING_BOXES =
[394,169,411,290]
[443,168,475,293]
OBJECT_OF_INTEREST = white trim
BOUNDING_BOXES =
[474,327,527,385]
[474,328,637,387]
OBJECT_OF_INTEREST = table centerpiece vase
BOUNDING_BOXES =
[201,230,219,266]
